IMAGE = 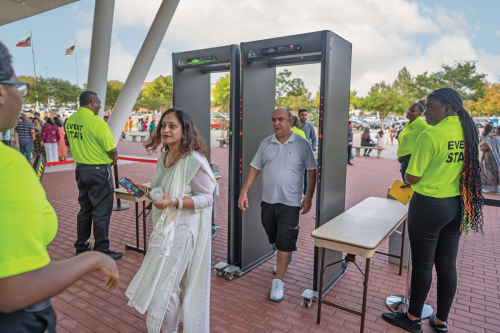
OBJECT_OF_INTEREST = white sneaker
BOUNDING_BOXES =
[270,279,284,301]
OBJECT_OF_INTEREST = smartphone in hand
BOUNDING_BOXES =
[119,177,144,198]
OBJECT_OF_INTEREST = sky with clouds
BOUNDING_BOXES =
[0,0,499,98]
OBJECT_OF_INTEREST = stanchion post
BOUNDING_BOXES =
[112,162,129,211]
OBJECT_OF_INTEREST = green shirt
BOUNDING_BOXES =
[65,107,116,165]
[0,144,58,279]
[291,126,306,138]
[406,116,464,198]
[397,117,431,157]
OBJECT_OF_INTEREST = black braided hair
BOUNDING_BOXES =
[0,41,14,81]
[427,88,484,234]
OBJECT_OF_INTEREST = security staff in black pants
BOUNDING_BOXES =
[396,102,430,179]
[347,121,353,165]
[65,91,123,260]
[382,88,483,333]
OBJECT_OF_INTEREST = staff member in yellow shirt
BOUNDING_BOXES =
[396,102,430,180]
[383,88,483,333]
[65,91,122,260]
[0,41,119,333]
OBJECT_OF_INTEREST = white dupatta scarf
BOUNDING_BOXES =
[126,151,215,333]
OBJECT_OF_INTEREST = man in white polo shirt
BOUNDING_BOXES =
[238,107,317,301]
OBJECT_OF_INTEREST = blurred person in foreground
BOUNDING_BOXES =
[0,41,119,333]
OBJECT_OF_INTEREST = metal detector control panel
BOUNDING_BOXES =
[260,44,302,56]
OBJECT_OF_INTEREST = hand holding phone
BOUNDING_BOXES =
[119,177,144,198]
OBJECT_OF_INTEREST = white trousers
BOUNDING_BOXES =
[44,143,58,163]
[161,235,193,333]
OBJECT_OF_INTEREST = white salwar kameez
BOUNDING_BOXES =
[126,151,215,333]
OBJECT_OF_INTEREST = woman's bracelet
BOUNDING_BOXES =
[168,198,177,207]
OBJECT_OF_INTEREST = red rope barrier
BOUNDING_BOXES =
[30,156,157,167]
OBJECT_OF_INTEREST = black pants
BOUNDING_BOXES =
[347,145,352,163]
[398,154,411,181]
[407,192,461,321]
[0,304,57,333]
[74,164,114,253]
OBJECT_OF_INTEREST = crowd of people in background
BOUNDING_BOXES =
[2,112,68,163]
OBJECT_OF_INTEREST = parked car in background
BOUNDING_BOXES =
[473,118,488,128]
[350,119,371,130]
[131,111,142,115]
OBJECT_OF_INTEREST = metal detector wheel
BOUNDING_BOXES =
[214,262,229,278]
[211,225,221,238]
[386,294,407,313]
[301,289,318,308]
[223,265,241,281]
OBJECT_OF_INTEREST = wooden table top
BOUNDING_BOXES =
[311,197,408,258]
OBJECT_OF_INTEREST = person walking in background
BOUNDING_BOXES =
[128,116,133,132]
[136,118,142,132]
[297,109,317,196]
[361,127,375,156]
[480,126,500,193]
[347,121,354,166]
[14,114,35,161]
[32,118,46,161]
[396,103,430,180]
[390,124,397,145]
[65,91,122,260]
[34,111,44,127]
[148,117,156,136]
[376,129,386,148]
[238,107,317,302]
[40,118,60,163]
[479,123,494,149]
[291,115,306,138]
[54,117,67,161]
[1,128,10,145]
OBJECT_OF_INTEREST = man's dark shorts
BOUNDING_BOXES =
[260,201,300,252]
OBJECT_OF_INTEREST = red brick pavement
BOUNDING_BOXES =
[40,143,500,333]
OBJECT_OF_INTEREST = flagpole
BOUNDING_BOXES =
[74,41,79,87]
[31,31,37,79]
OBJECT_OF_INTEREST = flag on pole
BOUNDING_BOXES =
[65,45,75,55]
[16,36,31,47]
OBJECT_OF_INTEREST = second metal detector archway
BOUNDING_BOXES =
[236,31,352,300]
[172,45,241,267]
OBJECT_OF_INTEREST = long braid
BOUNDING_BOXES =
[427,88,484,234]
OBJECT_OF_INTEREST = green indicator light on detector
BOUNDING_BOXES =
[229,131,233,135]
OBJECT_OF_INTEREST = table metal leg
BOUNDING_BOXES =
[399,218,407,276]
[125,201,146,254]
[143,200,147,254]
[316,247,326,324]
[360,258,370,333]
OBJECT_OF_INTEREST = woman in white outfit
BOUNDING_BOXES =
[124,109,215,333]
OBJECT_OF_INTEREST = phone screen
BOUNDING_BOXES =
[119,177,144,198]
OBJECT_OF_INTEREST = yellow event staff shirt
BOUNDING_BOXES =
[406,116,464,198]
[291,126,306,138]
[65,107,116,165]
[0,144,58,279]
[397,117,431,157]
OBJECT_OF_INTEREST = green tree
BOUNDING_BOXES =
[105,80,124,110]
[437,61,487,101]
[392,67,417,104]
[48,78,81,108]
[359,90,407,122]
[276,70,304,107]
[212,74,231,113]
[139,75,173,112]
[283,83,315,112]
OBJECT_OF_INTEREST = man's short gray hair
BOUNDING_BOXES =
[274,107,292,120]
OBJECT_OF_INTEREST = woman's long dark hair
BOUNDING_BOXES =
[144,108,209,160]
[482,123,494,138]
[427,88,483,234]
[53,117,63,128]
[44,118,55,126]
[361,127,370,141]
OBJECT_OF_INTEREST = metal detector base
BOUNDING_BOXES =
[213,262,241,281]
[385,295,434,319]
[301,289,318,308]
[113,204,130,211]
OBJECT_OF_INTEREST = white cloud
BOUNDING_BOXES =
[75,28,92,49]
[109,0,499,96]
[496,30,500,36]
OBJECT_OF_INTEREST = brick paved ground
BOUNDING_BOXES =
[40,143,500,333]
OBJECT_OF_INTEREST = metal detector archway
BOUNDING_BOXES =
[172,45,241,262]
[236,31,352,299]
